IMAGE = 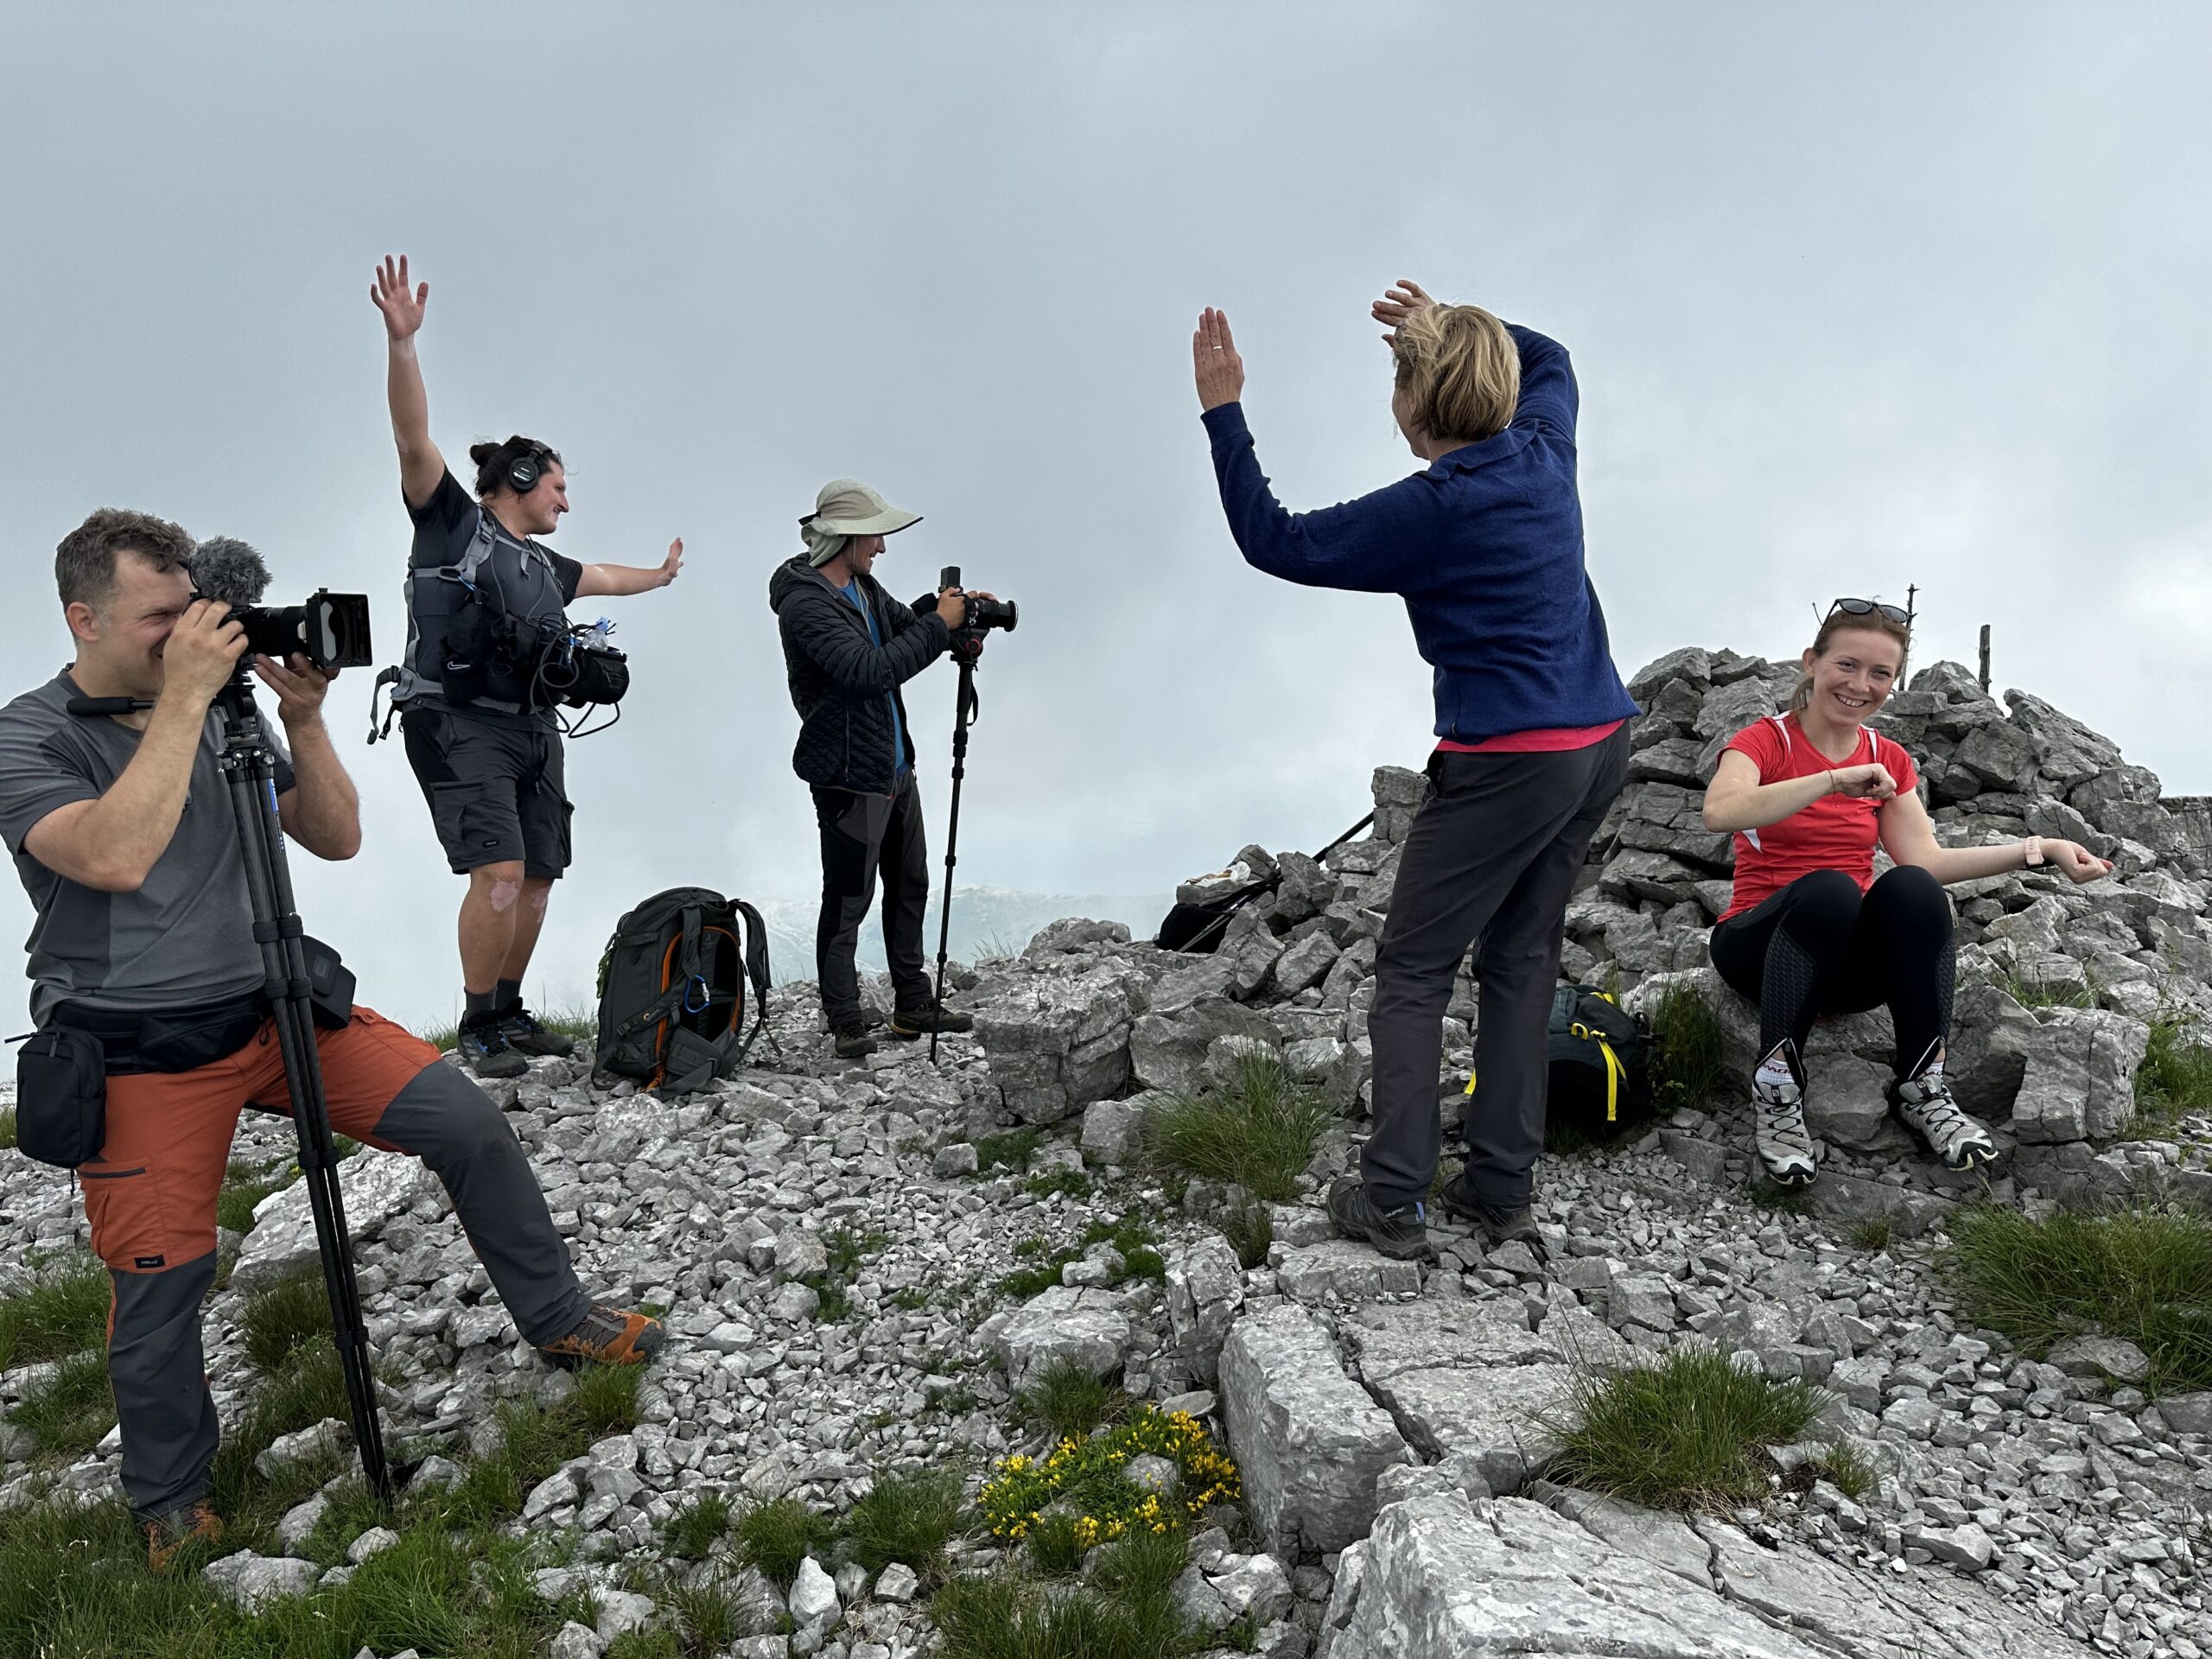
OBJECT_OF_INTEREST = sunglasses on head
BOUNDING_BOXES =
[1826,597,1911,626]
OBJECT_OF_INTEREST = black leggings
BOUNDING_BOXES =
[1708,866,1955,1078]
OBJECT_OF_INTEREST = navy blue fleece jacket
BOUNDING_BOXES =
[1202,322,1637,744]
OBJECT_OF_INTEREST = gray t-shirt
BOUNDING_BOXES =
[0,671,295,1025]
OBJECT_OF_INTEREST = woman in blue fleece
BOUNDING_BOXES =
[1192,280,1637,1261]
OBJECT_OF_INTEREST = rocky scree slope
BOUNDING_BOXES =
[0,647,2202,1657]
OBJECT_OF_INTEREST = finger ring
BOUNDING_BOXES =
[1211,346,1224,353]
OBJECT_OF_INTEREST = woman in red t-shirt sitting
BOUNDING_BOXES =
[1701,601,2112,1187]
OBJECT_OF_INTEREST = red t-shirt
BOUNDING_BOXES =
[1718,715,1918,922]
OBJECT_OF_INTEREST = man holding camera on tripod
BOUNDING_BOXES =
[369,254,686,1080]
[0,510,665,1569]
[769,480,997,1059]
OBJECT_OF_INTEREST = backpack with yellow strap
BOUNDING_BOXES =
[1464,983,1652,1141]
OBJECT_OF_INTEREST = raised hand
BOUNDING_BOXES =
[1372,277,1437,338]
[370,253,429,342]
[1192,308,1245,411]
[657,537,684,588]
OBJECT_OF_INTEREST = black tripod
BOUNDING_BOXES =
[925,639,983,1064]
[210,669,392,1505]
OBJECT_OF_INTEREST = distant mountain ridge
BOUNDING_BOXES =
[753,886,1174,983]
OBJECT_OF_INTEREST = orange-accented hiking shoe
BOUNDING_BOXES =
[143,1501,224,1572]
[537,1303,667,1369]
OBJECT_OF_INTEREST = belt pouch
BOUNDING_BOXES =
[14,1027,108,1168]
[303,936,356,1031]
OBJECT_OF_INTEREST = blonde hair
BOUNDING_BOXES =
[1789,609,1912,714]
[1389,304,1520,445]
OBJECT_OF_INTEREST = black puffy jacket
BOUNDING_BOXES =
[769,556,950,793]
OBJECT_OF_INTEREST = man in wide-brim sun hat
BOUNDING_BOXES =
[766,480,992,1059]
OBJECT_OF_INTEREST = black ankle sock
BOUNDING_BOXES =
[464,988,495,1021]
[495,977,523,1014]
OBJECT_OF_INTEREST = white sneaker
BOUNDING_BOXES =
[1890,1069,1997,1171]
[1752,1060,1819,1187]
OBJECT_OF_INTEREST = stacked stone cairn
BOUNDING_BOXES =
[0,647,2204,1656]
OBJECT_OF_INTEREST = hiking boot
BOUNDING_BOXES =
[143,1501,223,1572]
[888,1003,975,1039]
[1437,1173,1543,1251]
[1325,1175,1431,1261]
[1889,1066,1997,1172]
[1752,1052,1818,1188]
[831,1023,878,1060]
[499,1006,577,1057]
[456,1014,529,1079]
[538,1303,668,1370]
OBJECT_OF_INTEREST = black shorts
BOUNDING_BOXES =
[401,705,573,880]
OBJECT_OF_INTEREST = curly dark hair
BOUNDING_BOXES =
[55,508,196,609]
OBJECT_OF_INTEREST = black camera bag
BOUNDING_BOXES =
[1154,810,1376,955]
[13,1026,108,1168]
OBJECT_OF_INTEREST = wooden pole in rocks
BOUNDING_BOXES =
[1979,625,1992,695]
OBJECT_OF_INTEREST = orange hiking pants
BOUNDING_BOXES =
[80,1007,592,1517]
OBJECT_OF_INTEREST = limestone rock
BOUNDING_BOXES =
[984,1285,1131,1387]
[232,1150,441,1294]
[1217,1304,1409,1553]
[203,1550,322,1613]
[1321,1493,1827,1659]
[2009,1007,2150,1143]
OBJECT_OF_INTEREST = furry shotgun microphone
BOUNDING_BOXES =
[188,537,272,607]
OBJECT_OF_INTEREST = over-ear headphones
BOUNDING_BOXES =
[506,447,544,494]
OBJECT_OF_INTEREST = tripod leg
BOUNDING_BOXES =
[218,683,393,1507]
[928,659,976,1065]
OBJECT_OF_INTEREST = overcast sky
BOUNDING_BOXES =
[2,3,2206,1033]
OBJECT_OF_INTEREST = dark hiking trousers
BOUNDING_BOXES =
[1362,728,1630,1212]
[1708,865,1955,1078]
[79,1007,594,1518]
[812,774,931,1027]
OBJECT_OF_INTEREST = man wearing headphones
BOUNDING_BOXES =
[371,255,685,1077]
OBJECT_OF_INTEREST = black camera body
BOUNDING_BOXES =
[207,590,375,673]
[932,566,1017,637]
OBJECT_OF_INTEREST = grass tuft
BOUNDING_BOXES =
[974,1128,1042,1175]
[1219,1200,1273,1271]
[2131,1014,2212,1137]
[843,1467,968,1586]
[216,1158,294,1235]
[9,1349,115,1459]
[239,1268,334,1374]
[1848,1216,1894,1254]
[661,1489,734,1560]
[933,1526,1194,1658]
[1800,1440,1877,1501]
[1984,958,2097,1012]
[1025,1168,1093,1201]
[1944,1204,2212,1395]
[730,1493,835,1587]
[1014,1357,1127,1441]
[1546,1345,1828,1511]
[1143,1051,1329,1203]
[0,1252,110,1371]
[0,1106,15,1149]
[1647,981,1726,1114]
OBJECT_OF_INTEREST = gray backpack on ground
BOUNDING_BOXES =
[593,887,772,1094]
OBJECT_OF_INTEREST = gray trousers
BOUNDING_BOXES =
[1362,728,1630,1211]
[811,776,932,1027]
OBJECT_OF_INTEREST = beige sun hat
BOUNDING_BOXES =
[799,478,923,566]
